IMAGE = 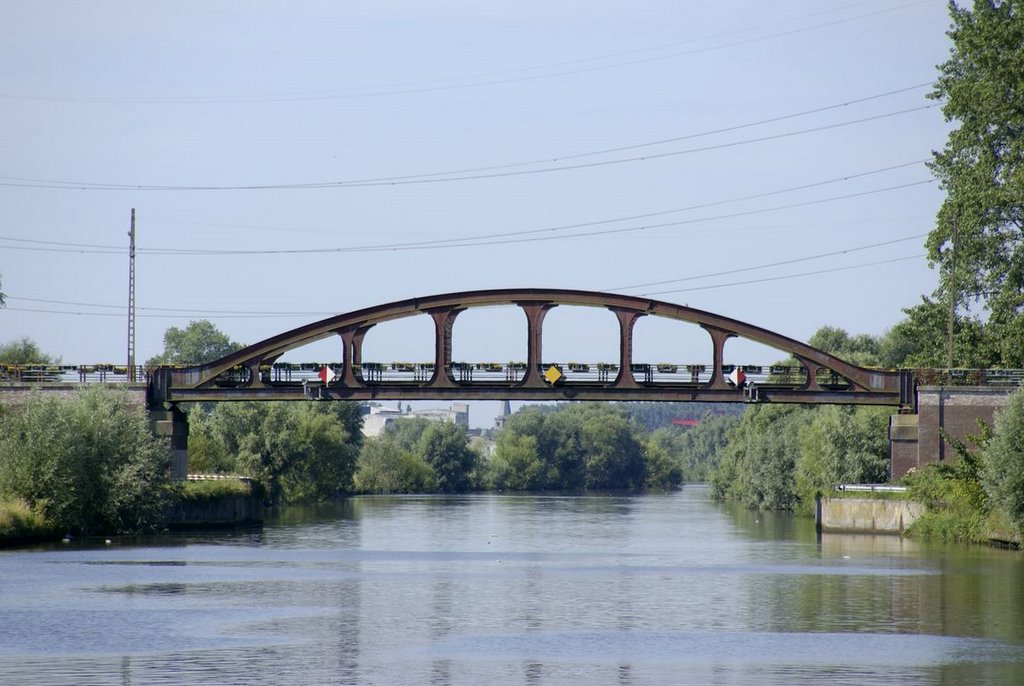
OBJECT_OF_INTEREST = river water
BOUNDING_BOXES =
[1,488,1022,685]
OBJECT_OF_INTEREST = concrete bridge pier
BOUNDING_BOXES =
[151,405,189,481]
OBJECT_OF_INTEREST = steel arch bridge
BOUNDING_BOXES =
[147,288,914,409]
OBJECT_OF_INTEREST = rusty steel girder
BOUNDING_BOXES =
[147,288,913,409]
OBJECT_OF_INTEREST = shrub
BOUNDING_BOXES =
[176,479,252,502]
[0,387,171,535]
[983,386,1024,537]
[187,401,362,503]
[904,428,990,543]
[0,498,56,540]
[354,438,435,494]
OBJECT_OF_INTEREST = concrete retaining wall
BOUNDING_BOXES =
[164,495,263,529]
[817,496,925,535]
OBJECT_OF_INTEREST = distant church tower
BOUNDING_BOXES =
[494,400,512,431]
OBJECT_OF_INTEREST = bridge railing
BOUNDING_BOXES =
[835,484,909,494]
[7,363,1022,391]
[0,364,149,384]
[208,361,819,388]
[913,368,1024,387]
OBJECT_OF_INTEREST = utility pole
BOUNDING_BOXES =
[127,209,137,382]
[946,211,958,370]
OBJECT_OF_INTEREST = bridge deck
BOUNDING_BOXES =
[165,381,902,406]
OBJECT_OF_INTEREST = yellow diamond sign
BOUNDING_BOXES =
[544,365,563,385]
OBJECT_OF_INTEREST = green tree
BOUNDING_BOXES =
[711,323,897,511]
[354,437,435,493]
[927,0,1024,366]
[491,403,687,492]
[794,406,890,514]
[190,401,360,502]
[0,386,171,534]
[419,421,478,493]
[488,432,543,491]
[185,414,236,474]
[808,326,881,367]
[277,404,360,502]
[0,337,55,365]
[147,320,244,366]
[648,412,740,483]
[540,410,587,490]
[384,416,434,453]
[642,440,682,490]
[879,297,993,368]
[331,401,365,453]
[614,401,742,431]
[574,406,645,490]
[983,386,1024,535]
[711,405,803,510]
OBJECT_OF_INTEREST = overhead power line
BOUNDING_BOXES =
[0,168,935,257]
[1,307,312,320]
[5,234,930,318]
[145,180,936,254]
[5,254,929,320]
[0,104,936,192]
[7,296,338,317]
[143,166,933,255]
[636,254,926,297]
[608,233,927,292]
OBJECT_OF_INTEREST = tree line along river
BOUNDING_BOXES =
[1,487,1022,685]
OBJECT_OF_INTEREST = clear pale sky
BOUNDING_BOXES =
[1,1,954,424]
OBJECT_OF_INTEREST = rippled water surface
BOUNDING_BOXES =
[1,488,1023,684]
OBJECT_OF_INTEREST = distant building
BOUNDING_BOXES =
[494,400,512,431]
[362,406,403,438]
[672,418,701,427]
[361,402,470,438]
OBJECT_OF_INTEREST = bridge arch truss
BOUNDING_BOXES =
[149,289,914,408]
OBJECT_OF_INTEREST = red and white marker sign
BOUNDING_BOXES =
[727,366,745,387]
[318,366,336,383]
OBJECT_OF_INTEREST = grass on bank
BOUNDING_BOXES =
[0,498,58,541]
[898,426,1022,547]
[175,478,253,502]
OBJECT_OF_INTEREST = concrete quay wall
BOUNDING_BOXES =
[165,494,264,529]
[817,497,925,535]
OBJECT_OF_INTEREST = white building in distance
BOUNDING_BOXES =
[362,402,470,438]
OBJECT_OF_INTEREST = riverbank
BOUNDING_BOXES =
[0,480,263,547]
[816,493,1021,549]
